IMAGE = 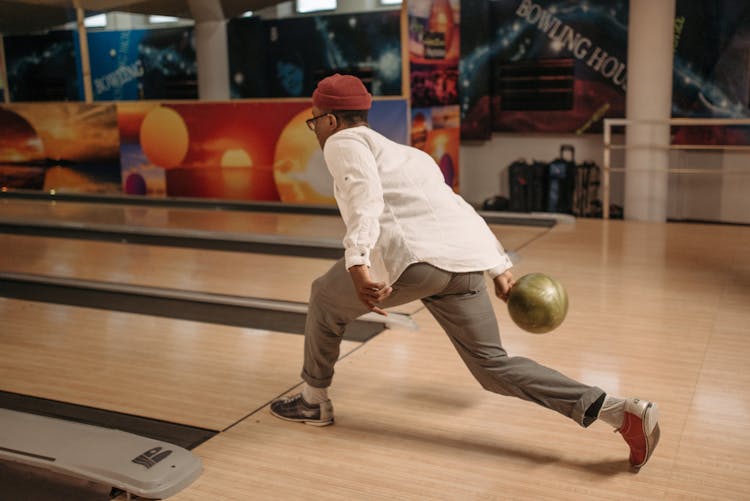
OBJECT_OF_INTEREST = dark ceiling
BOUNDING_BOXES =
[0,0,289,35]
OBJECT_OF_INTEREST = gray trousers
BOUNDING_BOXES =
[302,260,605,427]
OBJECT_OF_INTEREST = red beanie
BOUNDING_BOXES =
[312,74,372,111]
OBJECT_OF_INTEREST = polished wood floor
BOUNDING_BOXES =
[0,199,545,313]
[0,198,546,247]
[0,298,363,431]
[0,226,544,305]
[1,200,748,500]
[0,199,346,239]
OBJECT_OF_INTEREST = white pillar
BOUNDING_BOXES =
[0,34,9,103]
[74,4,94,102]
[624,0,676,221]
[187,0,229,100]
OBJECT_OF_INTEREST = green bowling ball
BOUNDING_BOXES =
[507,273,569,334]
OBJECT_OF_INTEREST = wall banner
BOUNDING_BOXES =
[488,0,628,134]
[0,103,121,192]
[4,31,84,102]
[229,10,402,99]
[409,0,461,190]
[672,0,750,145]
[88,27,197,101]
[118,99,408,203]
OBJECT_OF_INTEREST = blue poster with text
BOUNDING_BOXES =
[88,30,144,100]
[88,28,197,101]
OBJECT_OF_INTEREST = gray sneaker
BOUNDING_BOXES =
[270,393,334,426]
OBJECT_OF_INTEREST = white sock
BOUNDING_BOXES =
[598,396,626,429]
[302,383,329,404]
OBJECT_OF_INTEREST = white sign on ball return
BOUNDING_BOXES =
[0,408,202,499]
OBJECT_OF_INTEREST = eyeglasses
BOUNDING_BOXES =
[306,112,332,131]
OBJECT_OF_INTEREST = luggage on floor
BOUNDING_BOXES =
[508,159,548,212]
[547,144,576,214]
[506,146,606,217]
[573,161,602,217]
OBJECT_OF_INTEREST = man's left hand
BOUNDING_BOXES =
[348,265,393,316]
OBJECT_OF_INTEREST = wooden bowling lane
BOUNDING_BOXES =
[0,224,546,313]
[0,198,347,240]
[489,222,550,253]
[0,298,359,431]
[489,218,750,500]
[0,234,333,304]
[163,321,669,501]
[0,197,548,247]
[162,219,750,500]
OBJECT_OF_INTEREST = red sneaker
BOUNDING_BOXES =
[619,398,660,468]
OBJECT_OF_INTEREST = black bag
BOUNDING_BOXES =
[528,161,549,212]
[508,159,531,212]
[547,145,576,214]
[508,159,549,212]
[482,195,510,211]
[573,161,601,217]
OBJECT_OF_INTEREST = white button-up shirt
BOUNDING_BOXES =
[323,125,513,286]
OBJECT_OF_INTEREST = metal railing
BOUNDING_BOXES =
[602,117,750,219]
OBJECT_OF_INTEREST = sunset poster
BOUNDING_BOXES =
[1,98,406,201]
[117,101,303,200]
[117,99,408,203]
[0,103,121,193]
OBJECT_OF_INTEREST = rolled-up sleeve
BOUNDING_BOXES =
[487,253,514,278]
[323,134,384,270]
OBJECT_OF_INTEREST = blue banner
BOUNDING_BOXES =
[88,27,197,101]
[88,30,143,100]
[4,31,84,102]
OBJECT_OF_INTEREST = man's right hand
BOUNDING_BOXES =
[348,265,393,316]
[493,269,515,303]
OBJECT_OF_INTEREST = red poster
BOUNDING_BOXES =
[118,100,409,203]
